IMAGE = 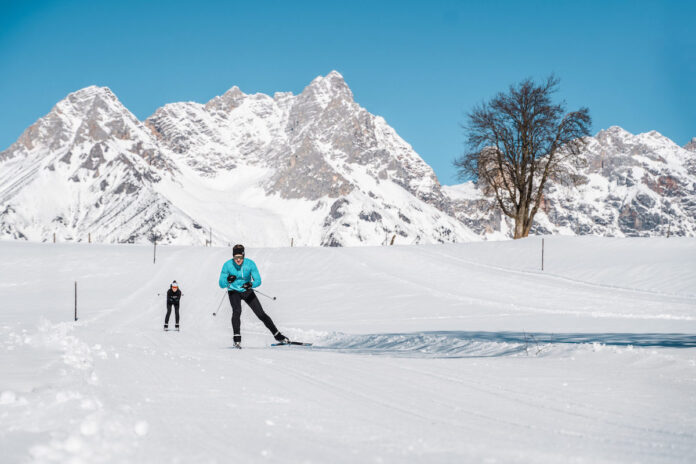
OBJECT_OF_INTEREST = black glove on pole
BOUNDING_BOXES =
[227,275,236,283]
[242,282,252,290]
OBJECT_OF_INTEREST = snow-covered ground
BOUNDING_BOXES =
[1,237,695,463]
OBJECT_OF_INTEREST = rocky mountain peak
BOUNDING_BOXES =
[300,70,354,107]
[59,85,127,117]
[595,125,632,145]
[1,86,134,159]
[205,85,246,113]
[66,84,116,101]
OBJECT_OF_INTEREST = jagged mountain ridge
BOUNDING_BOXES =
[1,72,694,244]
[447,126,696,238]
[146,72,449,207]
[0,72,475,246]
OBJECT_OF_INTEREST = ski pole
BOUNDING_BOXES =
[212,292,227,316]
[253,289,277,301]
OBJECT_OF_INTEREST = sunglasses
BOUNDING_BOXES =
[233,255,244,259]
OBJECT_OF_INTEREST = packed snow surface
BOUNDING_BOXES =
[1,237,695,463]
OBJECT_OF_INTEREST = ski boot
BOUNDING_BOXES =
[163,324,168,331]
[175,324,180,332]
[274,331,290,344]
[233,342,242,349]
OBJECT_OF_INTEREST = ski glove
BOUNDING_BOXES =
[227,275,236,283]
[242,282,253,290]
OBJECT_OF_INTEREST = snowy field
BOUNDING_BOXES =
[1,236,695,463]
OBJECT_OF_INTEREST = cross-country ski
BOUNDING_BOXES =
[271,341,313,347]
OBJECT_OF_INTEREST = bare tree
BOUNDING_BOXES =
[455,76,591,239]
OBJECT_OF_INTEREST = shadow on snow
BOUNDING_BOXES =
[314,331,696,358]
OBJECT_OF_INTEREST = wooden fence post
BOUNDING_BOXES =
[541,238,545,271]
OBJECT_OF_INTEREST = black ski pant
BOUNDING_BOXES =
[228,290,278,343]
[165,302,180,326]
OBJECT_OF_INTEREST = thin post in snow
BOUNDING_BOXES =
[74,281,78,321]
[209,228,212,247]
[291,237,294,247]
[88,232,91,243]
[53,232,56,243]
[153,239,157,264]
[541,238,545,271]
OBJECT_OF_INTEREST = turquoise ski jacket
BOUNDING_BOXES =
[218,258,262,292]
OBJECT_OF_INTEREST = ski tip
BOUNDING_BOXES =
[271,342,313,347]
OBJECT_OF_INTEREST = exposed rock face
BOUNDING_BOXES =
[446,126,696,238]
[684,137,696,152]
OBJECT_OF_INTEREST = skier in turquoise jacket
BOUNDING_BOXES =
[218,244,288,348]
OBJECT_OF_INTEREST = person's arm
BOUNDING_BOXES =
[219,263,229,289]
[250,261,262,288]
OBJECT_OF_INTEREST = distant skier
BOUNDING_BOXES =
[164,280,182,331]
[218,244,288,348]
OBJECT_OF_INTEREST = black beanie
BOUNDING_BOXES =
[233,244,245,256]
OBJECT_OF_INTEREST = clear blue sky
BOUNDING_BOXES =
[1,0,694,185]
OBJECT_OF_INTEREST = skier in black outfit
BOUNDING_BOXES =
[164,281,182,331]
[218,244,288,348]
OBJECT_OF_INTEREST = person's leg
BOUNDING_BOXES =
[227,291,242,343]
[242,291,279,335]
[165,302,172,327]
[174,302,180,327]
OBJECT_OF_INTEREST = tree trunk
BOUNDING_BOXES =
[513,209,526,239]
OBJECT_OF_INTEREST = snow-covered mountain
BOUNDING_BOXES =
[447,126,696,238]
[0,72,476,246]
[1,72,694,244]
[0,86,189,243]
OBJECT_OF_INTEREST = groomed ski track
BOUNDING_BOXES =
[1,237,695,463]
